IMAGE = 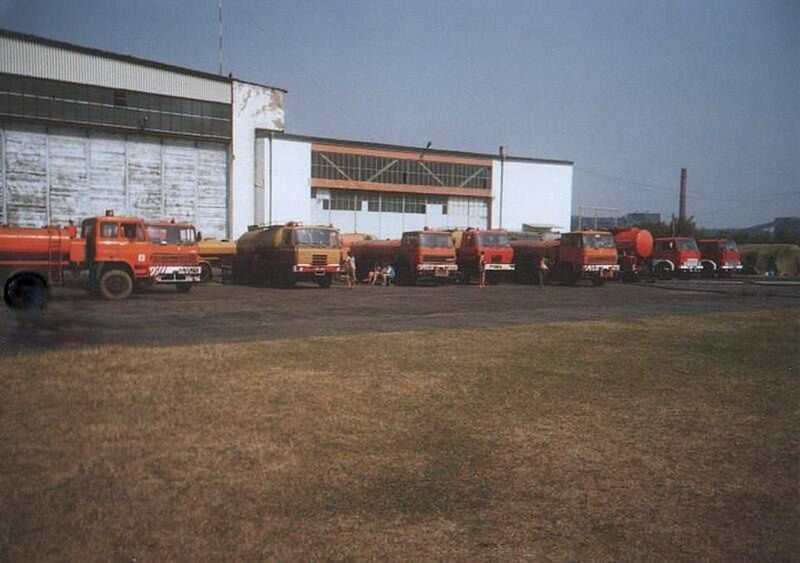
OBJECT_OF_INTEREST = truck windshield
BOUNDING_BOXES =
[420,233,452,248]
[677,239,698,251]
[721,240,738,251]
[147,225,196,245]
[478,232,510,247]
[582,233,616,249]
[295,228,339,247]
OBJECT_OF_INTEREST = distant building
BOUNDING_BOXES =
[570,212,661,230]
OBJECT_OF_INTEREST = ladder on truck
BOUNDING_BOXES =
[47,227,64,285]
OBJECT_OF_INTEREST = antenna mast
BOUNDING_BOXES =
[218,0,223,75]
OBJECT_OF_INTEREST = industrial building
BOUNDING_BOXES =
[0,28,573,241]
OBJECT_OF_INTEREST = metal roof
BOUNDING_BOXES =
[0,28,286,104]
[259,131,574,166]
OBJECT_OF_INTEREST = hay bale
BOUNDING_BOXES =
[740,244,800,276]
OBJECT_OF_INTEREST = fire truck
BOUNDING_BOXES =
[697,239,743,277]
[512,230,619,286]
[451,228,515,283]
[350,229,458,285]
[1,211,201,309]
[651,237,703,279]
[613,227,654,281]
[230,222,342,288]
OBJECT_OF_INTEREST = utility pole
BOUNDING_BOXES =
[679,167,687,223]
[498,145,507,229]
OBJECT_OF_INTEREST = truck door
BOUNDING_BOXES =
[120,221,149,274]
[81,219,96,266]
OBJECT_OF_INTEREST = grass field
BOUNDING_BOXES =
[1,309,798,561]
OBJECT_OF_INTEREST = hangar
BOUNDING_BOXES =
[0,28,573,241]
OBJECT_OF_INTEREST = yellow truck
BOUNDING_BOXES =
[229,222,342,288]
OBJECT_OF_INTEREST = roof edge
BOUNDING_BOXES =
[0,27,287,94]
[257,130,574,166]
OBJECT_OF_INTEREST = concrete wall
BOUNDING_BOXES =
[255,136,312,228]
[0,121,228,237]
[230,80,285,237]
[491,159,573,232]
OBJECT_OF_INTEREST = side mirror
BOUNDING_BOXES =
[196,231,203,242]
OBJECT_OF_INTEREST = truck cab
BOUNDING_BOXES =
[557,231,619,285]
[697,239,742,277]
[455,228,515,283]
[652,237,702,279]
[233,222,342,288]
[144,221,202,289]
[400,230,458,283]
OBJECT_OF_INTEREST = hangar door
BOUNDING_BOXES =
[0,122,228,238]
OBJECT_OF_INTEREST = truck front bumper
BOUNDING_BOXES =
[150,265,202,283]
[293,264,342,275]
[582,264,619,278]
[484,263,515,271]
[418,263,458,277]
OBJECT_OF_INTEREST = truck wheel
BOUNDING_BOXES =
[317,275,332,288]
[4,273,48,310]
[200,262,213,283]
[176,284,192,293]
[656,263,672,280]
[99,269,133,300]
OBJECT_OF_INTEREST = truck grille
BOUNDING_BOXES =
[312,254,328,266]
[152,254,196,266]
[422,255,452,263]
[491,255,503,263]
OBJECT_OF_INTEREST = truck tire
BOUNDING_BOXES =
[656,263,672,280]
[176,284,192,293]
[4,273,48,310]
[199,261,213,283]
[99,269,133,300]
[317,274,332,288]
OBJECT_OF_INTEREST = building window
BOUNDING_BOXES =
[311,150,491,190]
[404,195,426,214]
[0,72,231,140]
[329,190,360,211]
[381,194,403,213]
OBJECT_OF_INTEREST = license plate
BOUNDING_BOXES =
[435,267,448,277]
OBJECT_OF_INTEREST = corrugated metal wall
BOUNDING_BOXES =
[0,34,232,104]
[0,122,227,238]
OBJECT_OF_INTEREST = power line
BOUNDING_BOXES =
[575,166,800,204]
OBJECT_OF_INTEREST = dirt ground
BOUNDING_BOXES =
[1,278,798,355]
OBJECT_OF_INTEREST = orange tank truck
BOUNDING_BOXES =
[1,211,201,309]
[350,229,458,285]
[511,230,619,286]
[613,227,654,281]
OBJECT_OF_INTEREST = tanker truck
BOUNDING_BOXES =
[1,211,201,309]
[451,228,515,283]
[350,229,458,285]
[613,227,654,281]
[229,222,342,288]
[511,230,619,286]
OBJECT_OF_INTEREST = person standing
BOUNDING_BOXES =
[537,256,548,289]
[344,252,357,288]
[479,252,487,288]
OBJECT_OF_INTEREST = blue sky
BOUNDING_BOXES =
[2,0,798,227]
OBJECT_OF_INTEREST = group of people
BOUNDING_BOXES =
[342,252,395,288]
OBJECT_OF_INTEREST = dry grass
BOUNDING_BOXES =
[1,310,798,561]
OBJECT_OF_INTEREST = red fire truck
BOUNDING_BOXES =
[1,212,200,309]
[697,239,743,277]
[651,237,703,279]
[452,228,515,283]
